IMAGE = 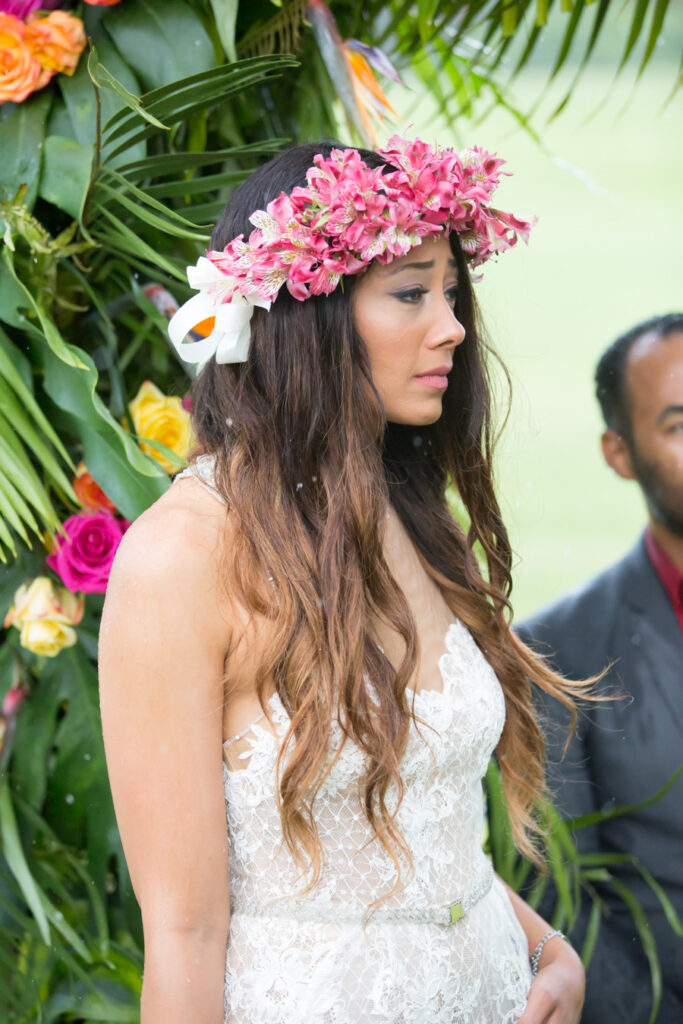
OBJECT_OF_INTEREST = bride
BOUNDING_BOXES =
[99,137,586,1023]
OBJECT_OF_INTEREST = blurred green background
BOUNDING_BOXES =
[390,3,683,617]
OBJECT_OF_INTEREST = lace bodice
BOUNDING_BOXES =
[173,456,532,1023]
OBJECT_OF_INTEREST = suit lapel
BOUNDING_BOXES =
[619,538,683,736]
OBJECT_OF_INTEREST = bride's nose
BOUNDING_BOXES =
[427,295,466,350]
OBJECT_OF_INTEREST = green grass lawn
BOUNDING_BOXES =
[386,20,682,618]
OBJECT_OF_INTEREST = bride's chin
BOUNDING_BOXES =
[388,404,443,427]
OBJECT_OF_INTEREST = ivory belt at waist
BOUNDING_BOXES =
[230,859,494,928]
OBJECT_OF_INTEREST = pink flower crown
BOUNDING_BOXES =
[168,135,534,369]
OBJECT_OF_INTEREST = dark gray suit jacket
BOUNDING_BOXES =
[518,536,683,1024]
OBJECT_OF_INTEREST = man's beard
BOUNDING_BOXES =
[630,444,683,537]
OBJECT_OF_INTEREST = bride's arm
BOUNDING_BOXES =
[497,875,585,1024]
[99,497,233,1024]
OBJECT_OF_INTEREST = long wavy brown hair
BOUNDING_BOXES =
[190,142,590,901]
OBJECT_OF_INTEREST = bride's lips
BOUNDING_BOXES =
[415,364,451,390]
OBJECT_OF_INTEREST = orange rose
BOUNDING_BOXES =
[0,12,49,105]
[72,461,118,514]
[25,10,86,77]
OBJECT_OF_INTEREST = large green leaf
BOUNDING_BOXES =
[43,647,130,905]
[39,136,94,223]
[104,0,216,92]
[35,340,169,521]
[210,0,239,62]
[78,417,171,522]
[58,28,145,167]
[1,248,87,370]
[87,49,169,133]
[0,784,51,944]
[11,684,64,812]
[0,90,52,212]
[0,258,29,330]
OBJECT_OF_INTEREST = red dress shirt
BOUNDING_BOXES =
[643,526,683,635]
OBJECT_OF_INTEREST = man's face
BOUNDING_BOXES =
[624,330,683,536]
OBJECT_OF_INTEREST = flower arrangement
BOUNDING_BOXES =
[3,576,85,657]
[0,0,124,105]
[72,461,118,513]
[46,510,130,594]
[0,7,86,104]
[128,379,196,474]
[4,376,190,659]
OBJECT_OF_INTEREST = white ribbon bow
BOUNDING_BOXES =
[168,257,271,371]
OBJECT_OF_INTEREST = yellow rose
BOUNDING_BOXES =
[128,380,195,474]
[19,620,78,658]
[4,576,84,658]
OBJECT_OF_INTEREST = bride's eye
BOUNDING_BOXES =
[445,285,459,307]
[392,288,427,304]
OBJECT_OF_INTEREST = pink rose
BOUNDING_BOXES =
[46,511,130,594]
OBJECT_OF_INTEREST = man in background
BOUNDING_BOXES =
[519,313,683,1023]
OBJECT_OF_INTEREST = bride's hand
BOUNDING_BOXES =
[516,939,585,1024]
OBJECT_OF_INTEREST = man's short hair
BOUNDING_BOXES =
[595,313,683,438]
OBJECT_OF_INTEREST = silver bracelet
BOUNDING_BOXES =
[529,929,566,976]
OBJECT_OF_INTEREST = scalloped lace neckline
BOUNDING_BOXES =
[223,619,463,752]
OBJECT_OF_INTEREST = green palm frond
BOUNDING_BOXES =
[0,51,297,552]
[484,757,683,1023]
[340,0,678,126]
[237,0,309,58]
[0,325,78,562]
[85,55,298,283]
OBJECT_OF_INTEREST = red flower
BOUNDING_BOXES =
[72,461,118,514]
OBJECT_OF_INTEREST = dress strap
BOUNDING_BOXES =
[224,709,267,746]
[174,453,227,506]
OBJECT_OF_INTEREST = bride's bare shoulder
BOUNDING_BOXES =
[104,471,236,645]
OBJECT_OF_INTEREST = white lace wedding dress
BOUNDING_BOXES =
[174,455,532,1024]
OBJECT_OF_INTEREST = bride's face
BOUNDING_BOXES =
[351,235,466,426]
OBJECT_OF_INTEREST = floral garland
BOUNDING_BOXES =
[169,135,535,368]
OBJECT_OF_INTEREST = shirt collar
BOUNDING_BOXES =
[643,525,683,614]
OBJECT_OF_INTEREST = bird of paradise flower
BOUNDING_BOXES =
[306,0,402,146]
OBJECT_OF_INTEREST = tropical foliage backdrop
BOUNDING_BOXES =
[0,0,678,1020]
